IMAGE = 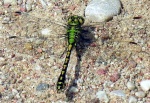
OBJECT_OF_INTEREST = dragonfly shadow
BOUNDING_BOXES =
[65,26,96,101]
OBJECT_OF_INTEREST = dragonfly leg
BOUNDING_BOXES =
[60,46,67,58]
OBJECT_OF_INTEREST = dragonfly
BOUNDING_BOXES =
[56,15,84,92]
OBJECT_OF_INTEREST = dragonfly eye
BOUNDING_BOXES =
[68,18,72,23]
[78,17,84,25]
[68,15,84,25]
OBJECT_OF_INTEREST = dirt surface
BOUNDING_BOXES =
[0,0,150,102]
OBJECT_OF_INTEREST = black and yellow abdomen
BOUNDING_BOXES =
[56,44,73,91]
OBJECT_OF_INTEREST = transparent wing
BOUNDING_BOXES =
[1,10,67,58]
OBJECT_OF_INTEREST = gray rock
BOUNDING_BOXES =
[128,96,138,103]
[85,0,121,22]
[110,90,126,98]
[4,0,17,5]
[127,81,136,90]
[36,83,49,91]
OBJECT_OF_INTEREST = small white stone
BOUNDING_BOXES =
[0,74,6,80]
[26,77,30,80]
[69,86,79,93]
[110,90,126,98]
[17,0,23,5]
[76,78,83,84]
[2,17,11,24]
[140,80,150,92]
[12,89,18,95]
[4,0,17,5]
[96,91,109,103]
[94,34,99,39]
[34,64,42,71]
[39,0,48,8]
[127,82,136,90]
[41,28,51,37]
[0,57,5,61]
[85,0,121,22]
[16,93,20,99]
[26,3,32,12]
[135,91,146,98]
[128,96,138,103]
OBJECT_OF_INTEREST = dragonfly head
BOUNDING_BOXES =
[68,15,84,26]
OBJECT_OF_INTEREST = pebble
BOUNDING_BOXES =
[24,42,33,50]
[17,0,23,5]
[128,60,137,68]
[69,86,79,93]
[110,90,126,98]
[76,78,83,84]
[97,68,107,75]
[34,64,43,71]
[0,74,7,80]
[128,96,138,103]
[5,93,14,99]
[41,28,52,37]
[85,0,121,22]
[96,91,109,103]
[36,83,49,91]
[135,91,146,98]
[12,89,18,95]
[127,81,136,90]
[109,73,120,82]
[39,0,48,9]
[3,0,17,5]
[26,1,32,12]
[140,80,150,92]
[16,93,21,99]
[2,17,11,24]
[20,4,27,12]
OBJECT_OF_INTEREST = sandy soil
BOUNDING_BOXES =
[0,0,149,103]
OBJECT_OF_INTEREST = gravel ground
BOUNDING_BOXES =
[0,0,150,103]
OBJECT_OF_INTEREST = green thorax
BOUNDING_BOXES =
[67,15,84,44]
